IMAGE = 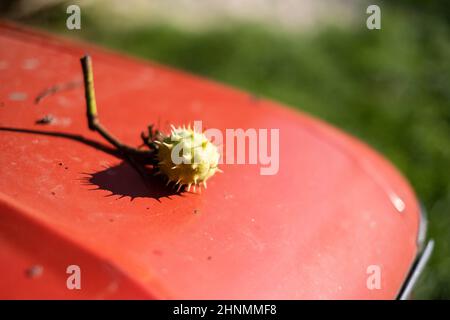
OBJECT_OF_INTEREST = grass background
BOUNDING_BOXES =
[6,1,450,299]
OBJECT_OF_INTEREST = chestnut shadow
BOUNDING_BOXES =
[0,126,182,201]
[81,162,182,201]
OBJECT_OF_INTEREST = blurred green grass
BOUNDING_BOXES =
[15,2,450,299]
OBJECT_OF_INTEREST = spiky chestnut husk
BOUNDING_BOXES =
[155,125,221,192]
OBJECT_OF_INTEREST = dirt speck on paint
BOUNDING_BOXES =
[35,114,54,125]
[35,80,82,104]
[26,265,44,278]
[9,92,27,101]
[22,58,40,70]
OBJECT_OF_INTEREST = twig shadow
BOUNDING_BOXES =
[0,126,181,201]
[81,162,182,201]
[0,126,119,157]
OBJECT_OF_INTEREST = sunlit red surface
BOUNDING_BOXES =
[0,22,419,299]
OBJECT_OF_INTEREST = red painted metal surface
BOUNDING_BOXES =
[0,22,420,299]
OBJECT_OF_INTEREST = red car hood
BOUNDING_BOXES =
[0,22,420,299]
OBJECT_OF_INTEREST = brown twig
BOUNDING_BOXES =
[80,55,150,157]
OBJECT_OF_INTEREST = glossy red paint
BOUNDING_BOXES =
[0,23,420,299]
